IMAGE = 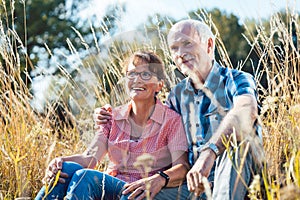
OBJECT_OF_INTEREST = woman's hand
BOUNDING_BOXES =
[122,174,165,200]
[42,157,68,184]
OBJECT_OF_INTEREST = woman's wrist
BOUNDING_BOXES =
[157,171,170,188]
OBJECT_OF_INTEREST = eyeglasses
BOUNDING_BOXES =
[126,71,156,81]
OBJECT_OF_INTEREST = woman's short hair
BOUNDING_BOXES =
[123,51,166,81]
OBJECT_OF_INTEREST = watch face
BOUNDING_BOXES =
[208,143,220,156]
[198,142,220,157]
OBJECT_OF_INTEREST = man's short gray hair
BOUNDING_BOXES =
[170,19,214,44]
[176,19,215,43]
[191,20,215,43]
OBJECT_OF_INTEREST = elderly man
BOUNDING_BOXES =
[95,19,263,200]
[165,19,263,199]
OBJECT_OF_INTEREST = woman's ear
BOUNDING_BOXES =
[156,80,164,93]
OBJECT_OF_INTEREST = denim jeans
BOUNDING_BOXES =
[35,145,256,200]
[35,161,126,200]
[120,182,195,200]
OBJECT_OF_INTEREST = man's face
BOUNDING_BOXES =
[168,23,212,83]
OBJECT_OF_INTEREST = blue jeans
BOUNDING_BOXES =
[120,182,194,200]
[35,162,126,200]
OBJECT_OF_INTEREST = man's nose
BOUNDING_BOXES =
[175,47,185,58]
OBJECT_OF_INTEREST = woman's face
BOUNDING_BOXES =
[126,62,163,102]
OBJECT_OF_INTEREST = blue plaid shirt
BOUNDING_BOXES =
[166,61,259,167]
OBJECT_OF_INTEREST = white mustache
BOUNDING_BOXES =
[177,54,194,64]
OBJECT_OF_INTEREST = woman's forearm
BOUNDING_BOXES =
[163,163,189,187]
[163,152,190,187]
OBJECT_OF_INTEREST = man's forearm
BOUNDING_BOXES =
[209,94,258,154]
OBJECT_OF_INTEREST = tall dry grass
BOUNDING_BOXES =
[0,5,300,200]
[0,10,87,199]
[251,12,300,199]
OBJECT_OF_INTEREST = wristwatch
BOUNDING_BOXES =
[200,142,220,157]
[157,171,170,188]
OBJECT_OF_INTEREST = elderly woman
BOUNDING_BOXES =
[35,51,189,200]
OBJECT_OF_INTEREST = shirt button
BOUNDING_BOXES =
[196,123,199,127]
[196,101,200,104]
[215,116,218,120]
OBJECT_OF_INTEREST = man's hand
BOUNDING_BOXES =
[42,158,68,184]
[122,174,165,200]
[186,149,216,196]
[93,104,112,129]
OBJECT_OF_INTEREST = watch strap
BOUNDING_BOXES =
[201,142,220,156]
[157,171,170,188]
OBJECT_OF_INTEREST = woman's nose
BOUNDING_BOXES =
[133,74,142,82]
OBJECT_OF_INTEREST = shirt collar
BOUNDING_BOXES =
[184,61,221,94]
[113,98,165,125]
[203,61,221,93]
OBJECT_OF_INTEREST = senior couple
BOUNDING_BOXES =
[36,19,263,200]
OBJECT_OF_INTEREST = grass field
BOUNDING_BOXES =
[0,8,300,200]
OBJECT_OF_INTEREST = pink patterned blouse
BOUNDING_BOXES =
[94,99,188,183]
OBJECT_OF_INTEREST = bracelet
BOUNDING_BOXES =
[157,171,170,188]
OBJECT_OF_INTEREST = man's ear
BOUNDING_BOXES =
[207,38,214,54]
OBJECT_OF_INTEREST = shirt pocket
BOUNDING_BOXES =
[204,108,228,139]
